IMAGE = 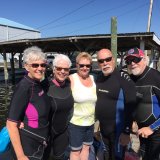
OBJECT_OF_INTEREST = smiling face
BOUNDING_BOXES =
[76,58,91,78]
[97,49,115,76]
[53,60,70,82]
[25,60,46,81]
[126,56,147,76]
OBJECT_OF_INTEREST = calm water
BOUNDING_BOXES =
[0,84,13,129]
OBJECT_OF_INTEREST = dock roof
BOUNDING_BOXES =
[0,32,159,53]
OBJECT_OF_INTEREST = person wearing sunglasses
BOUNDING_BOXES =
[6,46,52,160]
[68,52,97,160]
[46,54,74,160]
[125,47,160,160]
[95,48,136,160]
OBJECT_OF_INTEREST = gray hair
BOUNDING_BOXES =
[52,54,72,69]
[23,46,46,64]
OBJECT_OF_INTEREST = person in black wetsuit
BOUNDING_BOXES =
[6,46,52,160]
[47,54,74,160]
[125,47,160,160]
[95,48,136,160]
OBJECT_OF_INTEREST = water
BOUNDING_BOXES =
[0,84,13,129]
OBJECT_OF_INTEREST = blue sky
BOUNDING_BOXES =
[0,0,159,38]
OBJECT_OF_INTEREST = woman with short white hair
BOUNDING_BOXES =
[47,54,74,160]
[7,46,52,160]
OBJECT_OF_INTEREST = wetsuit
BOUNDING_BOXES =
[95,69,136,160]
[47,78,74,160]
[8,75,52,160]
[130,66,160,160]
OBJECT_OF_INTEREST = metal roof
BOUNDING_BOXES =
[0,17,39,32]
[0,32,159,53]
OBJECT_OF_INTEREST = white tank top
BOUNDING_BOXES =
[70,73,97,126]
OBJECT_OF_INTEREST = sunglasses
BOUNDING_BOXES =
[55,66,70,72]
[78,64,91,68]
[125,57,142,65]
[29,63,47,68]
[98,57,112,63]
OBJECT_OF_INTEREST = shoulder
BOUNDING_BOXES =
[65,78,71,86]
[11,77,32,99]
[68,74,74,89]
[120,70,132,82]
[41,78,50,92]
[149,67,160,76]
[89,74,94,80]
[114,69,131,82]
[96,72,105,83]
[69,73,77,84]
[149,68,160,86]
[15,77,32,92]
[114,69,131,81]
[69,73,77,78]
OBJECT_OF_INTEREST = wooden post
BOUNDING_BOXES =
[10,53,15,85]
[3,52,9,87]
[111,17,117,66]
[19,53,23,69]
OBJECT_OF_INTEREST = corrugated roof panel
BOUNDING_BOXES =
[0,17,39,32]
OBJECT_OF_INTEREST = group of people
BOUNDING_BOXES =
[5,46,160,160]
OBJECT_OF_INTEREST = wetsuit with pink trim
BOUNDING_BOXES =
[8,75,52,160]
[47,78,74,160]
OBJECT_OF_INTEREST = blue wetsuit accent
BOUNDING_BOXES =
[115,89,124,159]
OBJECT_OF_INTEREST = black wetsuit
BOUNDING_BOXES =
[95,69,136,160]
[47,79,74,160]
[130,66,160,160]
[8,75,52,160]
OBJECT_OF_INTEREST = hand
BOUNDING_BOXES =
[119,133,130,146]
[137,127,153,138]
[19,122,24,129]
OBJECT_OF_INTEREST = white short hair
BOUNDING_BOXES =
[52,54,72,68]
[23,46,46,64]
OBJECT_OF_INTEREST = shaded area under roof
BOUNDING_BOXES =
[0,17,39,32]
[0,32,159,53]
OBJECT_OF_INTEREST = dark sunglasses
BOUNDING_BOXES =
[55,66,70,72]
[125,57,142,65]
[98,57,112,63]
[78,64,91,68]
[29,63,47,68]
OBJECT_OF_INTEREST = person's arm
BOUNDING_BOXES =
[69,74,74,89]
[138,84,160,138]
[120,71,137,134]
[7,81,30,159]
[7,120,29,160]
[149,85,160,131]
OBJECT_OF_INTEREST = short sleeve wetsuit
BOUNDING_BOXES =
[8,75,51,159]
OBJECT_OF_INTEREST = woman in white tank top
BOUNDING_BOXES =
[69,52,97,160]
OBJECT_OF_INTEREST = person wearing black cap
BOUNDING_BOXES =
[125,47,160,160]
[96,48,136,160]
